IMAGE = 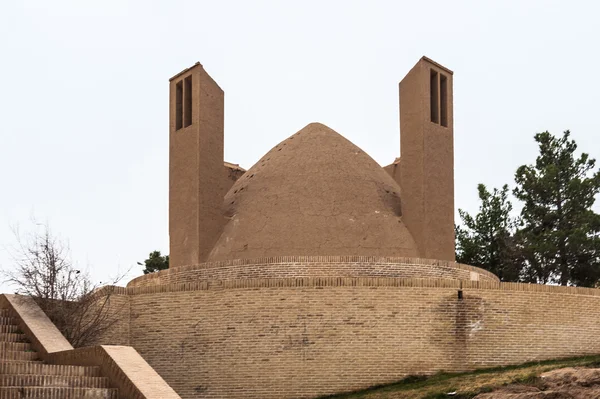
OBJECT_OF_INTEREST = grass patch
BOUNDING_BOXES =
[317,354,600,399]
[509,372,542,386]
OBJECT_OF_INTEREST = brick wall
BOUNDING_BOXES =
[120,278,600,399]
[85,288,130,347]
[127,257,498,288]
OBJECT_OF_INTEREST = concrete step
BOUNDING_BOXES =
[0,387,118,398]
[0,334,27,344]
[0,327,18,335]
[0,343,30,352]
[0,374,110,388]
[0,319,17,327]
[0,350,38,362]
[0,362,101,377]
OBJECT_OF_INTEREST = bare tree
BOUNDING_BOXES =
[3,222,127,347]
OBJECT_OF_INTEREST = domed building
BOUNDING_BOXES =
[212,122,420,261]
[117,57,600,399]
[167,56,458,271]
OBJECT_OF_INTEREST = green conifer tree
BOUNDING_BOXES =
[139,251,169,274]
[513,131,600,286]
[455,184,521,281]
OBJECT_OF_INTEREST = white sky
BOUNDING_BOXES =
[1,0,599,290]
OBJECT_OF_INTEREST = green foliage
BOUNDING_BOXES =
[455,184,521,281]
[139,251,169,274]
[513,131,600,286]
[456,130,600,287]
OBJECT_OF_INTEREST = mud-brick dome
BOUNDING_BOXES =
[207,123,419,261]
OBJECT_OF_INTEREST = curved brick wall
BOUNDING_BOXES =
[127,256,499,288]
[119,278,600,399]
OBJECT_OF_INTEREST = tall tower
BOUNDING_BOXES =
[399,56,455,261]
[169,63,224,267]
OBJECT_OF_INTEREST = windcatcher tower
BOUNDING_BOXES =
[399,57,455,261]
[169,63,224,267]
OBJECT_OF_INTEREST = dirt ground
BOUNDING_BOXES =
[474,367,600,399]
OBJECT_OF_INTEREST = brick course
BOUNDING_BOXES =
[85,275,600,399]
[127,257,498,288]
[0,294,180,399]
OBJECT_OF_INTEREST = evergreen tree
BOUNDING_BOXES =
[513,131,600,286]
[139,251,169,274]
[455,184,521,281]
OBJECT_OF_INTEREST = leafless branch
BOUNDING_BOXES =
[2,221,127,347]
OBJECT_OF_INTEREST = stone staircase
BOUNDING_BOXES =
[0,308,119,398]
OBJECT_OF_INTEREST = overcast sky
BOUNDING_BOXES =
[1,0,599,289]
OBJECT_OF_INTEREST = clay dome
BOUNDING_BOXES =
[207,123,419,261]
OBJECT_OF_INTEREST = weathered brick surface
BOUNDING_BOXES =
[0,386,119,398]
[0,294,180,399]
[127,257,498,288]
[0,295,72,357]
[49,345,181,399]
[122,278,600,399]
[85,289,131,347]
